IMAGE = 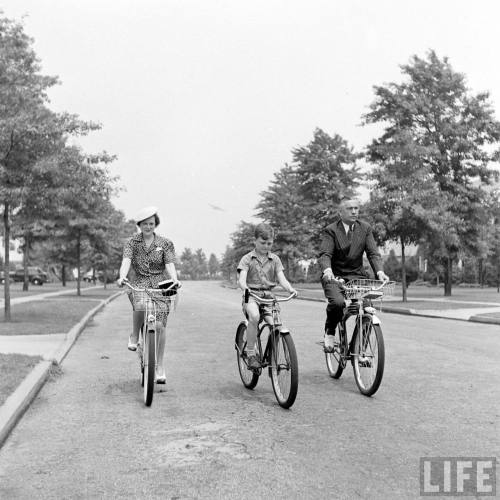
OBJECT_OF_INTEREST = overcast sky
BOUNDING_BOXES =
[2,1,500,257]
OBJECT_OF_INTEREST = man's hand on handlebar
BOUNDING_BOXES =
[323,269,345,284]
[377,271,390,282]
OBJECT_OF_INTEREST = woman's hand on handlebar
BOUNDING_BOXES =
[117,277,129,287]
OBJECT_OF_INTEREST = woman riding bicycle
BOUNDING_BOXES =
[117,206,180,384]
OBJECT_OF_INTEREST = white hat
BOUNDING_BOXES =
[135,206,158,224]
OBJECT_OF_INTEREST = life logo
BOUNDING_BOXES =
[420,457,496,496]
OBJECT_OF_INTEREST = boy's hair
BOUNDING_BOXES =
[254,223,274,240]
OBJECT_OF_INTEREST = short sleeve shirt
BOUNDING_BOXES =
[123,233,175,288]
[237,250,284,289]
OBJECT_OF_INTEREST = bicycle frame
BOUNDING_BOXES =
[238,290,295,371]
[323,279,393,396]
[337,296,380,368]
[122,280,178,405]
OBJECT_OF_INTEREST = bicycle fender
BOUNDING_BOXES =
[371,314,381,325]
[279,328,290,335]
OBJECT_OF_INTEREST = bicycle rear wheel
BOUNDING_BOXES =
[270,332,298,409]
[352,319,384,397]
[235,323,259,389]
[143,329,156,406]
[325,325,345,379]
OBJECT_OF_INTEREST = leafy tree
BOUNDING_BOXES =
[364,50,500,296]
[179,248,196,280]
[220,246,237,282]
[194,249,208,279]
[220,222,255,282]
[45,147,116,294]
[208,253,220,279]
[257,128,361,279]
[364,129,446,300]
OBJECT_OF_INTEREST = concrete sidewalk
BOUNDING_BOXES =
[0,289,122,447]
[0,286,112,358]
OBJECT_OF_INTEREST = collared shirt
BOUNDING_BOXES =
[123,232,175,287]
[341,221,351,235]
[237,250,284,289]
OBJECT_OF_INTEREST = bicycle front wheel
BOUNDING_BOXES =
[270,332,298,409]
[352,319,385,397]
[235,323,259,389]
[143,329,156,406]
[325,325,345,379]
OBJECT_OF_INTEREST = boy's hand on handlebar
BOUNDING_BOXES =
[116,277,128,287]
[323,269,335,281]
[288,288,298,297]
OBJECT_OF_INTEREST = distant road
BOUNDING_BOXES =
[0,281,498,499]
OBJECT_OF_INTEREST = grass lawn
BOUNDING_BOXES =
[0,287,120,410]
[1,281,114,300]
[0,288,120,335]
[294,282,500,304]
[0,353,43,406]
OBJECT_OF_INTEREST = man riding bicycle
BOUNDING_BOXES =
[319,198,389,351]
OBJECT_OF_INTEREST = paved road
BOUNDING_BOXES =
[0,281,498,499]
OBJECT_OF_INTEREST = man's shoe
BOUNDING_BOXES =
[324,334,335,353]
[247,354,261,370]
[127,335,138,351]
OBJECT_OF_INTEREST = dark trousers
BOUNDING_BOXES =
[321,276,345,332]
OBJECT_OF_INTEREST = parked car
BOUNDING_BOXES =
[11,267,49,286]
[82,271,96,283]
[82,270,117,284]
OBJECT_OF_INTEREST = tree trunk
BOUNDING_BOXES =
[444,256,452,296]
[61,263,67,287]
[400,238,407,302]
[478,258,484,288]
[3,202,11,321]
[103,265,107,289]
[22,232,30,292]
[76,229,81,296]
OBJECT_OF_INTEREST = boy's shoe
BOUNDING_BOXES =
[128,335,138,351]
[247,354,261,370]
[324,333,335,352]
[357,355,372,368]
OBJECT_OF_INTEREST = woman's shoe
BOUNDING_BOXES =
[127,335,138,351]
[156,368,166,384]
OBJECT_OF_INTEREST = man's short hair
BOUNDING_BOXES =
[254,223,275,240]
[340,196,360,207]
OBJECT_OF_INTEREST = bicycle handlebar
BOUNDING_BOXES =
[120,279,180,293]
[338,279,390,292]
[245,289,297,304]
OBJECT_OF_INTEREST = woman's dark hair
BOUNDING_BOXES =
[137,214,160,227]
[254,223,274,240]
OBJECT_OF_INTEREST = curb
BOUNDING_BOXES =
[0,291,123,449]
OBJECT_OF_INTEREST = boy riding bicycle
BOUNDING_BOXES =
[237,223,297,369]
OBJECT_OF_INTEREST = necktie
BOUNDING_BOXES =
[347,224,353,242]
